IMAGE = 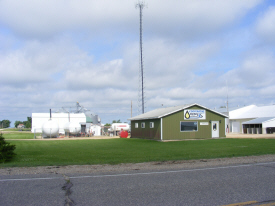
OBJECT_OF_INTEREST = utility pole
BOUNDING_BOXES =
[226,81,229,114]
[131,100,133,118]
[136,1,146,114]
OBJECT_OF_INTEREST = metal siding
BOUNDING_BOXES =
[162,106,226,140]
[131,119,161,140]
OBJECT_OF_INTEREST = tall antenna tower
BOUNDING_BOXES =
[136,1,146,114]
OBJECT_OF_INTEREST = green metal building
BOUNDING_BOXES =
[129,103,228,140]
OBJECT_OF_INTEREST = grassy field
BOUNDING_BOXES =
[1,128,31,132]
[1,132,38,139]
[1,138,275,167]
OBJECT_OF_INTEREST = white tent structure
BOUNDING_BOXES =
[229,105,275,133]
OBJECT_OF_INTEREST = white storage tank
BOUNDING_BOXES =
[42,119,59,138]
[63,122,70,132]
[111,123,130,131]
[64,122,81,135]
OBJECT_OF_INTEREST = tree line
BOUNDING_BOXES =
[14,117,32,128]
[0,117,32,128]
[0,120,11,128]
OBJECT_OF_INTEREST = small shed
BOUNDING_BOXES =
[90,124,101,136]
[129,103,228,140]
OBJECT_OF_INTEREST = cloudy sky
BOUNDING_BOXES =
[1,0,275,125]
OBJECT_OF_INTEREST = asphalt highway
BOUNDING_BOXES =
[1,162,275,206]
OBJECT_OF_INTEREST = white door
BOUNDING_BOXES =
[212,121,219,138]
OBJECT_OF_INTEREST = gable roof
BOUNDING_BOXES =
[230,105,275,119]
[129,103,228,121]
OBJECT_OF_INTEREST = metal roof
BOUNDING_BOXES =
[242,117,275,124]
[129,103,228,121]
[230,105,275,119]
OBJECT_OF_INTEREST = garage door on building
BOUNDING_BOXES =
[231,121,240,133]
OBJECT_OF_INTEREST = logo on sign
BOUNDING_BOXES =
[184,110,206,120]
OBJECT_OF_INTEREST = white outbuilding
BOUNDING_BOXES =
[90,124,102,136]
[229,105,275,134]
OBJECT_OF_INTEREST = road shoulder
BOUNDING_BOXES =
[1,154,275,176]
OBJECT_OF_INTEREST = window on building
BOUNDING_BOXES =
[135,123,138,128]
[150,122,154,128]
[213,123,217,131]
[141,122,145,128]
[180,121,198,132]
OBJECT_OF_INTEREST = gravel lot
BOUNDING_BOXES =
[1,155,275,176]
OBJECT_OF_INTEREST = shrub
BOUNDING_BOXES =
[0,133,16,163]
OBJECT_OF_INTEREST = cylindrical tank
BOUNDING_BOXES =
[63,122,70,131]
[64,122,81,135]
[42,119,59,138]
[111,123,130,131]
[63,122,70,135]
[119,130,128,138]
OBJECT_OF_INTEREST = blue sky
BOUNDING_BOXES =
[0,0,275,126]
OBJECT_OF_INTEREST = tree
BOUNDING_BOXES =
[0,133,16,163]
[25,116,32,128]
[112,120,121,123]
[14,117,32,128]
[0,120,11,128]
[27,117,32,124]
[105,123,111,126]
[25,122,31,128]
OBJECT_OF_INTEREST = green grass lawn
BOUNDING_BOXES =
[1,138,275,167]
[1,132,38,139]
[1,128,31,132]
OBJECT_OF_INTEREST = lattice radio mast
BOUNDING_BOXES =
[136,1,146,114]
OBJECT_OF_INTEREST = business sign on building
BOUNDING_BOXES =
[184,110,206,120]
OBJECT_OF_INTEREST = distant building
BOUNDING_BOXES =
[32,113,86,134]
[31,102,101,137]
[229,105,275,134]
[17,124,25,129]
[129,103,228,140]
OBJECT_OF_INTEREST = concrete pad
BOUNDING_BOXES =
[226,133,275,139]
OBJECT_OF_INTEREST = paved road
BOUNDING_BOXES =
[1,162,275,206]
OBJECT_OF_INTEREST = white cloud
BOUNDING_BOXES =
[0,39,81,86]
[0,0,262,40]
[0,0,136,39]
[256,6,275,43]
[222,52,275,89]
[146,0,263,40]
[143,39,220,89]
[64,59,132,90]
